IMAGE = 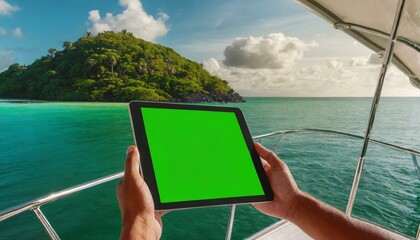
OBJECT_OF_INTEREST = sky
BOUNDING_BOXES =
[0,0,419,97]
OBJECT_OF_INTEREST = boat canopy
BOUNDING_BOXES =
[296,0,420,89]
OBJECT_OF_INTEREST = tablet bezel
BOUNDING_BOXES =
[129,101,273,210]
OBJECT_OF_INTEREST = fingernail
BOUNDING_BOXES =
[126,146,135,155]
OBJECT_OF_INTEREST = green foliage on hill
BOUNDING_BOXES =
[0,31,243,102]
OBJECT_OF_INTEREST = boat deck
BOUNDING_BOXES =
[247,221,312,240]
[247,219,414,240]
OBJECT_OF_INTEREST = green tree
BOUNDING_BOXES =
[0,31,243,103]
[48,48,57,58]
[62,41,73,50]
[106,54,118,78]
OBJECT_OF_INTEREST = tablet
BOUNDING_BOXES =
[129,101,273,210]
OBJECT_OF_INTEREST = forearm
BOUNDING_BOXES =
[288,191,402,240]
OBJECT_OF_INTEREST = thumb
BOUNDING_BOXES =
[125,145,142,181]
[254,143,282,169]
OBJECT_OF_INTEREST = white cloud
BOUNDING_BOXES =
[12,27,22,38]
[202,33,418,97]
[326,58,343,69]
[222,33,317,69]
[382,66,420,96]
[350,53,382,67]
[0,0,19,15]
[0,1,22,39]
[203,56,419,97]
[350,56,368,67]
[202,58,220,75]
[0,51,16,72]
[0,26,23,38]
[87,0,169,42]
[367,53,382,65]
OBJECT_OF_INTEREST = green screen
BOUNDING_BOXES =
[141,107,264,203]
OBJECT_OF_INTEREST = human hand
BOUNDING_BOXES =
[252,143,301,221]
[116,146,164,240]
[252,144,403,239]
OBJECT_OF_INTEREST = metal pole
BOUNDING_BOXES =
[412,154,420,178]
[0,171,124,222]
[225,204,236,240]
[345,0,406,215]
[33,207,60,240]
[274,133,285,153]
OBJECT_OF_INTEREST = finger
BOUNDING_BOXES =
[261,159,271,172]
[254,143,281,169]
[157,210,169,217]
[252,201,269,210]
[155,212,164,227]
[261,158,269,166]
[125,145,142,181]
[116,179,122,191]
[138,180,155,207]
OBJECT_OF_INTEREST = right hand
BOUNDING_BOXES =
[252,143,301,221]
[252,143,403,240]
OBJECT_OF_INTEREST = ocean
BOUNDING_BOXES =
[0,97,419,239]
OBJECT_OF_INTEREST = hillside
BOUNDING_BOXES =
[0,31,243,102]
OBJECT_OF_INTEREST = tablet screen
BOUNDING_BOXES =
[129,101,273,210]
[141,107,264,203]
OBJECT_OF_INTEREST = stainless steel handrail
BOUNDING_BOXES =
[1,129,418,238]
[33,207,60,240]
[1,129,419,222]
[253,129,420,156]
[0,171,123,221]
[346,0,406,216]
[225,204,236,240]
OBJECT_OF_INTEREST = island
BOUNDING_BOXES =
[0,31,243,103]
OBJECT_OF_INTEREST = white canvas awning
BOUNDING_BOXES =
[296,0,420,89]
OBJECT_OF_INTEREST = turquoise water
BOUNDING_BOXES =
[0,97,419,239]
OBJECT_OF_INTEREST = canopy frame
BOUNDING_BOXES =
[296,0,420,89]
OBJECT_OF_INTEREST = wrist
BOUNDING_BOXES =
[284,190,305,223]
[122,213,153,225]
[121,215,159,240]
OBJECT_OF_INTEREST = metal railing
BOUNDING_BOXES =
[1,129,419,239]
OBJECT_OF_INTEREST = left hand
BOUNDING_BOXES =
[116,145,164,239]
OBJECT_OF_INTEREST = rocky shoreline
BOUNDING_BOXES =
[170,91,245,103]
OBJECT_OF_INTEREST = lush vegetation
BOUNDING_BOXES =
[0,31,243,102]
